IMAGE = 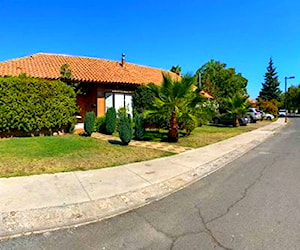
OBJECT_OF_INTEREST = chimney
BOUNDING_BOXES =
[121,53,125,66]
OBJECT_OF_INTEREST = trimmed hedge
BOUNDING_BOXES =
[134,113,145,140]
[93,116,106,133]
[119,115,133,145]
[105,107,117,135]
[84,112,95,136]
[0,76,77,137]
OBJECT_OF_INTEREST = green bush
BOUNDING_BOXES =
[117,106,130,131]
[145,113,169,129]
[117,107,128,119]
[119,115,133,145]
[257,98,279,116]
[0,76,77,137]
[192,100,219,127]
[105,107,117,135]
[84,112,95,136]
[134,114,145,140]
[132,84,154,114]
[93,116,106,133]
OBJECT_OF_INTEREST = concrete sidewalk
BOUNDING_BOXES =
[0,119,287,240]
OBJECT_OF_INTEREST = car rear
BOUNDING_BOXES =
[248,108,261,122]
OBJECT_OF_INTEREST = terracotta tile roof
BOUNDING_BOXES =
[247,98,257,104]
[0,53,179,85]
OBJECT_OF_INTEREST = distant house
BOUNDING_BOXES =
[0,53,212,119]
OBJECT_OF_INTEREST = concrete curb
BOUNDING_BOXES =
[0,119,287,240]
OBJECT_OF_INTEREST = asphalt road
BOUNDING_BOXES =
[1,118,300,250]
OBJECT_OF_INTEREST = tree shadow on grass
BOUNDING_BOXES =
[108,139,123,145]
[143,130,188,142]
[208,123,235,128]
[143,130,168,142]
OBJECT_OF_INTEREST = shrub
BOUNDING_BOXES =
[94,116,106,133]
[105,107,117,135]
[178,115,197,135]
[134,114,145,140]
[196,100,219,126]
[117,107,128,119]
[117,106,131,130]
[145,113,169,129]
[132,84,154,114]
[257,98,279,116]
[0,76,77,137]
[119,115,133,145]
[84,112,95,136]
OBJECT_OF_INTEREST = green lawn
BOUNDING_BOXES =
[0,135,171,178]
[142,121,272,148]
[0,120,272,178]
[177,121,272,148]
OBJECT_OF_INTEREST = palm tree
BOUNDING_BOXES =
[170,65,181,75]
[224,94,249,127]
[147,73,202,142]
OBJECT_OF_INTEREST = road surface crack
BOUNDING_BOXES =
[135,211,205,250]
[134,212,174,245]
[192,156,277,250]
[207,157,276,224]
[196,205,233,250]
[169,231,208,250]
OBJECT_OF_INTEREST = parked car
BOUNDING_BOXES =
[247,108,262,123]
[278,109,287,117]
[264,113,275,120]
[212,113,248,126]
[257,110,265,121]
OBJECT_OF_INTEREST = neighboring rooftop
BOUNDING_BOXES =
[0,53,179,85]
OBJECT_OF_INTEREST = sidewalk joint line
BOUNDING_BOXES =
[124,167,154,185]
[72,172,93,201]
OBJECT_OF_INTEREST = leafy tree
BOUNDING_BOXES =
[196,60,248,110]
[170,65,181,75]
[132,85,154,114]
[258,58,281,101]
[286,85,300,112]
[147,73,203,142]
[223,94,249,127]
[196,60,225,95]
[257,98,278,115]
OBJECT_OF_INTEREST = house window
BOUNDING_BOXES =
[105,92,133,116]
[125,94,133,116]
[115,93,125,113]
[105,93,113,110]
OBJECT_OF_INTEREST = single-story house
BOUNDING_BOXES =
[0,53,212,119]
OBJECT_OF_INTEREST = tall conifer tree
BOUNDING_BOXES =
[258,58,281,101]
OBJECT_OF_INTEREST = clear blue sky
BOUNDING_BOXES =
[1,0,300,99]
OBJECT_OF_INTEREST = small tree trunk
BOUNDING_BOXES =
[233,114,240,127]
[168,111,179,142]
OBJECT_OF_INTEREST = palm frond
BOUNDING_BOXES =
[224,94,248,114]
